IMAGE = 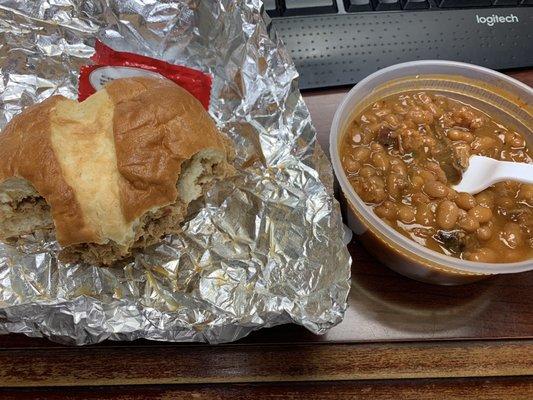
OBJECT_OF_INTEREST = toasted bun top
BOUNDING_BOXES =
[0,77,228,247]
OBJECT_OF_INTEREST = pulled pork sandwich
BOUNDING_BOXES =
[0,77,234,265]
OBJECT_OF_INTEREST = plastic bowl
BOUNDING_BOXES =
[330,60,533,285]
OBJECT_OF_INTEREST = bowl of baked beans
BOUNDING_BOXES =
[330,61,532,285]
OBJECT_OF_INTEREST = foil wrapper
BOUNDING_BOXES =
[0,0,351,345]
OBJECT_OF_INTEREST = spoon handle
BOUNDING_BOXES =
[493,160,533,186]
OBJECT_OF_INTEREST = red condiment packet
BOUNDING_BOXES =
[78,40,212,109]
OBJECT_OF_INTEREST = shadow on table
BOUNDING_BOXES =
[343,239,524,337]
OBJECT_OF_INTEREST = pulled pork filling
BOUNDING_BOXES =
[1,152,231,265]
[0,196,53,239]
[63,153,229,265]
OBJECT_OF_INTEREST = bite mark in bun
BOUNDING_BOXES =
[0,77,234,265]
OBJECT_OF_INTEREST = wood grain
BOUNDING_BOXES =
[1,377,532,400]
[0,340,531,387]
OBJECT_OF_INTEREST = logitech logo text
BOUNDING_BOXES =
[476,14,519,27]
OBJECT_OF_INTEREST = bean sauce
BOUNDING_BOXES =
[341,91,532,263]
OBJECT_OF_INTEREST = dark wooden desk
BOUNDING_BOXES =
[0,70,532,399]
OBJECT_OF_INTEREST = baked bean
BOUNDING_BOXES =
[397,205,416,223]
[447,129,465,141]
[411,192,430,205]
[368,176,386,192]
[518,184,533,203]
[352,176,387,203]
[494,181,520,195]
[455,193,476,210]
[375,201,398,219]
[370,143,384,152]
[463,132,474,143]
[471,136,502,158]
[352,147,371,162]
[468,205,493,224]
[457,215,479,233]
[389,158,407,176]
[505,131,526,148]
[421,110,435,125]
[366,122,384,135]
[418,170,435,183]
[371,152,390,172]
[441,112,456,128]
[426,162,447,183]
[422,135,437,149]
[341,90,532,263]
[476,223,493,241]
[416,203,435,226]
[465,248,497,263]
[403,119,417,130]
[387,174,406,199]
[445,188,458,201]
[456,107,485,130]
[469,117,484,130]
[384,113,401,129]
[458,106,473,119]
[408,108,433,125]
[436,200,459,230]
[368,188,387,203]
[447,129,474,143]
[423,181,448,198]
[359,166,376,178]
[474,191,495,209]
[360,126,377,144]
[399,128,424,152]
[411,176,425,190]
[342,156,360,173]
[368,175,385,187]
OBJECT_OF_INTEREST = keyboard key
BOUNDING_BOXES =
[519,0,533,4]
[264,0,281,17]
[372,0,401,10]
[401,0,429,9]
[492,0,518,4]
[437,0,491,7]
[284,0,338,16]
[344,0,373,12]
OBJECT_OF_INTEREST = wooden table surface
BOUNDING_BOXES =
[0,70,532,399]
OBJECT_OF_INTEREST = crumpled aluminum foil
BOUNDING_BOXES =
[0,0,351,345]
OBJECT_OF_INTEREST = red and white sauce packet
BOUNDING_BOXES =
[79,40,212,109]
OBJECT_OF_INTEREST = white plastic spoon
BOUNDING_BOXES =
[453,155,533,195]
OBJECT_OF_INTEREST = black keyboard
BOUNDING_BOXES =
[265,0,533,89]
